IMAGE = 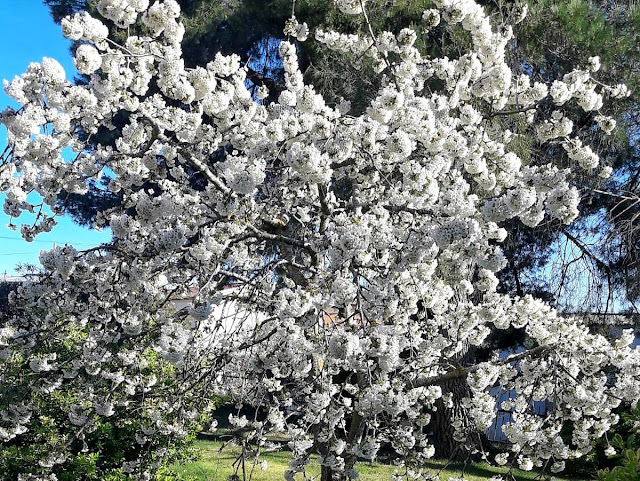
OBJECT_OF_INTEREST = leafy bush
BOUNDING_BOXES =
[598,403,640,481]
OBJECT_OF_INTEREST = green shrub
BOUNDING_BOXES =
[598,403,640,481]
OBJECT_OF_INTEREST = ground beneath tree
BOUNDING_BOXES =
[173,440,590,481]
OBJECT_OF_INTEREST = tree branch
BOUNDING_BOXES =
[413,344,551,388]
[560,227,610,271]
[245,222,318,265]
[181,151,232,196]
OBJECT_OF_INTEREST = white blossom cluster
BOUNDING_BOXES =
[0,0,638,479]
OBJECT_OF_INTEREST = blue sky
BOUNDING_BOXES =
[0,2,111,276]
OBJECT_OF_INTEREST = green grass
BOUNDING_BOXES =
[173,440,591,481]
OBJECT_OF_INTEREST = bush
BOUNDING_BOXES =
[598,403,640,481]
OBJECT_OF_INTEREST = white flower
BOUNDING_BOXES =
[257,85,269,100]
[514,4,528,23]
[550,81,571,105]
[609,83,631,99]
[422,9,441,28]
[61,16,84,40]
[94,401,115,417]
[578,89,603,111]
[69,404,89,426]
[518,456,533,471]
[563,138,599,170]
[334,0,364,15]
[599,165,613,179]
[284,17,309,42]
[588,56,601,72]
[595,115,616,135]
[41,58,66,85]
[495,452,509,466]
[74,44,102,74]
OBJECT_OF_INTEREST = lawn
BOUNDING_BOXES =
[173,439,590,481]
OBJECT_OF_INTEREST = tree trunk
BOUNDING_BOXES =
[320,463,356,481]
[432,342,487,460]
[432,376,476,460]
[321,465,334,481]
[319,412,365,481]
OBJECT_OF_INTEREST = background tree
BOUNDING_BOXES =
[495,0,640,311]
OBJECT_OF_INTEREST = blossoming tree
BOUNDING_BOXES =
[1,0,639,479]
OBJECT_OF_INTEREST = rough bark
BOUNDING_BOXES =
[319,411,365,481]
[432,375,477,460]
[321,465,334,481]
[431,341,488,461]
